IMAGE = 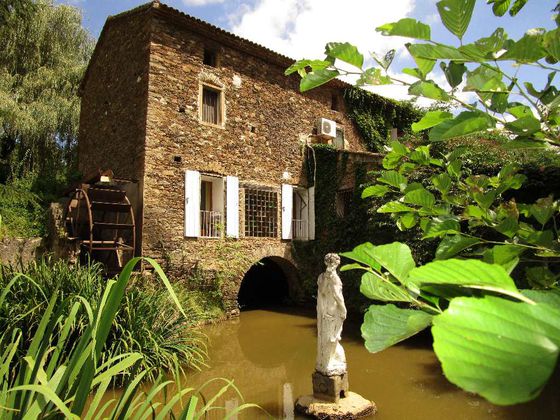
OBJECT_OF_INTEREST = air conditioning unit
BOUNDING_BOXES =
[317,118,336,138]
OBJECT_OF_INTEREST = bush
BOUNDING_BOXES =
[0,258,215,379]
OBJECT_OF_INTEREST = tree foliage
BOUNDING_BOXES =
[0,0,93,181]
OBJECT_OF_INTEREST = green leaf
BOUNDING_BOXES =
[397,212,418,230]
[370,242,416,283]
[507,104,533,118]
[376,18,431,40]
[362,304,433,353]
[526,266,557,288]
[285,59,331,76]
[408,43,466,61]
[340,242,380,270]
[436,0,476,40]
[360,272,413,302]
[431,173,452,195]
[412,110,453,132]
[429,111,495,141]
[488,0,511,17]
[402,67,424,79]
[325,42,364,68]
[404,187,436,208]
[377,201,416,213]
[498,30,547,63]
[409,80,449,101]
[522,289,560,306]
[299,69,339,92]
[377,170,408,190]
[482,244,524,274]
[432,296,560,405]
[435,235,481,259]
[422,216,461,238]
[530,196,557,225]
[447,160,462,179]
[543,29,560,62]
[441,61,466,88]
[509,0,528,16]
[505,116,542,136]
[465,65,507,95]
[356,68,391,86]
[408,258,521,296]
[362,184,391,198]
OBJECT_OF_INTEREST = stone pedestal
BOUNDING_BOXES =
[312,371,349,403]
[295,392,376,419]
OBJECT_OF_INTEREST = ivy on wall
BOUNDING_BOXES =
[343,87,423,152]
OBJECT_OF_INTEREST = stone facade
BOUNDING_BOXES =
[78,1,377,308]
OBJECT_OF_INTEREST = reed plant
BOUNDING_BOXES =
[0,257,257,418]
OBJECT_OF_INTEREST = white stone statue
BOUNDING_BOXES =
[316,253,347,376]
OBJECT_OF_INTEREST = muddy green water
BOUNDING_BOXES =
[188,308,560,419]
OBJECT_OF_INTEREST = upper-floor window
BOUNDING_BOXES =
[244,188,278,238]
[203,48,217,67]
[333,127,345,149]
[201,85,222,125]
[331,93,340,111]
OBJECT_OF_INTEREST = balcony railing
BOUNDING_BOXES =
[201,210,222,238]
[292,219,308,240]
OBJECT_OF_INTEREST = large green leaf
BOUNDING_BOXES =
[408,43,467,61]
[482,245,524,274]
[377,201,416,213]
[299,69,339,92]
[432,296,560,405]
[429,111,495,141]
[340,242,380,270]
[360,272,412,302]
[440,61,466,88]
[422,216,461,238]
[436,0,476,40]
[370,242,416,284]
[488,0,511,17]
[325,42,364,69]
[409,80,449,101]
[362,304,433,353]
[412,110,453,132]
[361,184,390,198]
[377,170,407,190]
[435,235,481,259]
[408,259,522,298]
[543,29,560,62]
[376,18,431,40]
[498,30,547,63]
[431,173,452,195]
[403,187,436,208]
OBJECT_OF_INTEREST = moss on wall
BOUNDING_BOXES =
[343,87,423,152]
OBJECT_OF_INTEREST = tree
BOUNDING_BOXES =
[0,0,94,181]
[287,0,560,406]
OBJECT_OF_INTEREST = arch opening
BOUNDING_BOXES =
[238,257,297,310]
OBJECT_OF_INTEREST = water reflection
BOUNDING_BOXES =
[189,308,560,419]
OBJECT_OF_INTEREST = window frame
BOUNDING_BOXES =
[199,83,225,128]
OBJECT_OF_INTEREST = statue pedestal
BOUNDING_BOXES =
[295,392,376,419]
[312,371,349,403]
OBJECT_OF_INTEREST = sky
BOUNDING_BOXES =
[56,0,558,107]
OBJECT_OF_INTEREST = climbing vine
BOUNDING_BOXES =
[343,87,423,152]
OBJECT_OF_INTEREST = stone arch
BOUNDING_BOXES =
[237,254,302,310]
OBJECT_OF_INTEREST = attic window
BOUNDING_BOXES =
[331,93,340,111]
[203,48,217,67]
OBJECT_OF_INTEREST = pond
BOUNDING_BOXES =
[188,307,559,419]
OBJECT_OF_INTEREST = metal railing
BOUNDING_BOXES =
[200,210,223,238]
[292,219,308,240]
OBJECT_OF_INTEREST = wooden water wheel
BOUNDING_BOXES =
[65,170,136,275]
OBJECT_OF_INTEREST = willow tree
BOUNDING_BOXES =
[0,0,94,182]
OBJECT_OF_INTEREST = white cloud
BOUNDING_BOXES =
[230,0,416,61]
[182,0,225,6]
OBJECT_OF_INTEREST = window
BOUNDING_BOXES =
[201,86,222,125]
[292,188,309,240]
[333,127,345,149]
[203,48,217,67]
[336,189,353,218]
[331,93,340,111]
[185,171,225,238]
[244,188,278,237]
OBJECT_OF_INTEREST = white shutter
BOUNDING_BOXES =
[226,176,239,238]
[282,184,293,240]
[184,170,201,237]
[308,186,315,240]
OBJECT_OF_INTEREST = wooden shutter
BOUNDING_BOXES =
[185,170,201,237]
[282,184,293,240]
[308,186,315,240]
[226,176,239,238]
[202,88,219,124]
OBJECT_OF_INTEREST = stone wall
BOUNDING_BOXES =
[0,237,44,267]
[140,11,369,303]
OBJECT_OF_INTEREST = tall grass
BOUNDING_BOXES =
[0,257,258,418]
[0,258,214,380]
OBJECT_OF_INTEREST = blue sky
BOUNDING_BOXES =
[57,0,558,105]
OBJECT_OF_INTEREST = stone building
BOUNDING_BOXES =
[78,1,381,308]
